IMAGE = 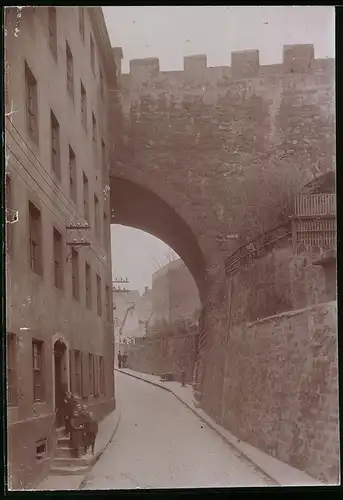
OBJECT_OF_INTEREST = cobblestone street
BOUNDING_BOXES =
[80,372,269,489]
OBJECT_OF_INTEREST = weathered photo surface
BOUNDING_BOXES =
[4,6,338,491]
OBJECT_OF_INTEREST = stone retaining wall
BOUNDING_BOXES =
[221,301,339,484]
[126,334,197,383]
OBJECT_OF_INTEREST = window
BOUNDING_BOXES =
[53,227,63,290]
[90,33,95,74]
[50,111,60,179]
[101,139,107,182]
[25,62,38,144]
[32,340,45,402]
[99,356,105,395]
[66,41,74,100]
[80,81,87,131]
[29,201,42,276]
[79,7,85,41]
[94,356,99,396]
[69,146,77,205]
[74,350,82,396]
[7,333,18,406]
[85,262,92,309]
[48,7,57,58]
[94,194,100,238]
[5,175,13,254]
[96,274,102,316]
[103,211,108,249]
[92,113,97,148]
[71,248,79,300]
[105,284,111,322]
[100,68,104,100]
[81,353,87,399]
[89,353,94,396]
[83,172,89,222]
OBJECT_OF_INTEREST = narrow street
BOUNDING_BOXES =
[81,372,269,489]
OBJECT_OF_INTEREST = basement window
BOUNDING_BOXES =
[36,438,47,461]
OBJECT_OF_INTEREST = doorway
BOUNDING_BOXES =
[54,340,67,427]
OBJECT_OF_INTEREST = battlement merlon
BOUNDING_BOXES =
[125,44,334,79]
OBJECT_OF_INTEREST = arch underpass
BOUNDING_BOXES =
[110,176,207,301]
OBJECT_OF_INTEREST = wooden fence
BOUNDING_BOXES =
[292,193,336,250]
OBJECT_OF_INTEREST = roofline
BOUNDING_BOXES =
[88,7,118,89]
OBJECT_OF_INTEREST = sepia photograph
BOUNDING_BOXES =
[4,5,338,491]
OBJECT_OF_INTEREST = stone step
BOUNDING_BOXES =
[52,455,94,468]
[56,427,66,438]
[50,465,90,476]
[54,446,74,459]
[57,436,71,446]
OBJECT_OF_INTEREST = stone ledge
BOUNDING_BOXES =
[117,368,325,487]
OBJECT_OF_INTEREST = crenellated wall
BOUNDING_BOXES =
[116,44,334,254]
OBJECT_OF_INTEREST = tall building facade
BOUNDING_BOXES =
[5,7,120,489]
[150,259,201,332]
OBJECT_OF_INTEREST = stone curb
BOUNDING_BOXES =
[116,369,324,487]
[77,409,121,490]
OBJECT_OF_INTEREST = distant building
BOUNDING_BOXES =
[150,259,201,334]
[113,286,153,356]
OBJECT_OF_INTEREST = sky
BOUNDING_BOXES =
[105,6,335,292]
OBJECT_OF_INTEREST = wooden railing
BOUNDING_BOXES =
[224,222,292,275]
[292,193,336,250]
[294,193,336,216]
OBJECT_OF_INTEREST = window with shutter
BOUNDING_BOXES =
[50,110,60,179]
[81,81,87,131]
[25,61,38,143]
[79,8,85,41]
[29,201,42,276]
[5,175,13,254]
[99,356,105,395]
[75,350,81,396]
[7,333,18,406]
[69,146,77,205]
[81,352,89,399]
[32,340,45,402]
[48,7,57,58]
[66,41,74,99]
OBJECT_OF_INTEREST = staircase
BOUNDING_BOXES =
[50,426,94,476]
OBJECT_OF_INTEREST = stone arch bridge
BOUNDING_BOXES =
[109,44,335,413]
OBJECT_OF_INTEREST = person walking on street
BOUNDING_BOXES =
[117,351,122,369]
[122,353,128,368]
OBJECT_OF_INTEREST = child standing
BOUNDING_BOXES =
[69,408,84,458]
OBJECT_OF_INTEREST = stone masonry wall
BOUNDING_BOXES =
[201,246,330,419]
[230,246,328,327]
[221,301,339,484]
[117,46,335,263]
[126,333,197,383]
